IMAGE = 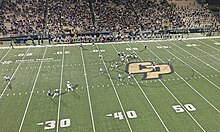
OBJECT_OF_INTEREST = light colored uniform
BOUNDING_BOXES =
[118,74,122,81]
[3,76,11,82]
[99,68,103,74]
[67,81,73,92]
[52,89,59,98]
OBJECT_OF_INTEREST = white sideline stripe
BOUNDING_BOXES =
[127,43,205,131]
[96,44,133,132]
[0,48,11,62]
[18,47,48,132]
[150,42,220,113]
[80,47,96,132]
[175,41,220,74]
[121,44,169,131]
[56,46,65,132]
[0,47,30,100]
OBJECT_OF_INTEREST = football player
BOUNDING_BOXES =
[67,81,74,92]
[52,89,59,98]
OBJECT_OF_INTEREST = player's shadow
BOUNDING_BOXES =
[49,98,58,105]
[60,99,68,108]
[60,91,68,96]
[70,84,80,98]
[82,47,88,50]
[140,49,145,52]
[70,91,80,99]
[8,84,13,90]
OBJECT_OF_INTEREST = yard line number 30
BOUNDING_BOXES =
[44,118,70,130]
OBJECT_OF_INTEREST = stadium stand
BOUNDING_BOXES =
[0,0,219,36]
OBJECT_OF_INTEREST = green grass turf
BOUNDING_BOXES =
[0,38,220,132]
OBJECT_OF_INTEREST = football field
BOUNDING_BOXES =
[0,38,220,132]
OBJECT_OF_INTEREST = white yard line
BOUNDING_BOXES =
[173,41,220,74]
[166,40,220,89]
[159,80,206,132]
[56,46,65,132]
[0,48,11,62]
[96,44,133,132]
[167,41,220,91]
[197,39,220,52]
[111,44,169,131]
[149,42,220,113]
[80,47,96,132]
[126,43,206,131]
[193,45,220,62]
[18,47,48,132]
[0,47,30,99]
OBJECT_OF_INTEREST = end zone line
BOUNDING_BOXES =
[80,47,96,132]
[0,47,30,100]
[96,44,133,132]
[127,43,205,131]
[56,46,65,132]
[18,47,48,132]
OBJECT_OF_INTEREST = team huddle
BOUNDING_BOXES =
[98,50,138,82]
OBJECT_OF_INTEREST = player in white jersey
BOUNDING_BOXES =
[67,81,74,92]
[3,76,11,82]
[115,62,118,68]
[99,68,103,74]
[47,90,52,96]
[99,53,102,60]
[118,74,122,81]
[128,74,131,80]
[52,89,59,98]
[110,62,114,70]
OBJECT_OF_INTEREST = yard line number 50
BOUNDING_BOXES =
[172,104,196,113]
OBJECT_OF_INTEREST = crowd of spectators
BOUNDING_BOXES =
[0,0,218,37]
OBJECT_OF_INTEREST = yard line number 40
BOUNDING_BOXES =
[114,110,137,120]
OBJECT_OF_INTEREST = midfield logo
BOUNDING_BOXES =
[125,61,173,80]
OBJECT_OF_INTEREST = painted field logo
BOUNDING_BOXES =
[125,61,173,80]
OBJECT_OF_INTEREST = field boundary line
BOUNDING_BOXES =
[0,36,219,50]
[56,46,65,132]
[96,44,133,132]
[111,44,169,132]
[173,41,220,74]
[80,47,96,132]
[0,47,30,99]
[18,47,48,132]
[150,42,220,113]
[126,43,206,131]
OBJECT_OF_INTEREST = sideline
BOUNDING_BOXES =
[0,36,220,50]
